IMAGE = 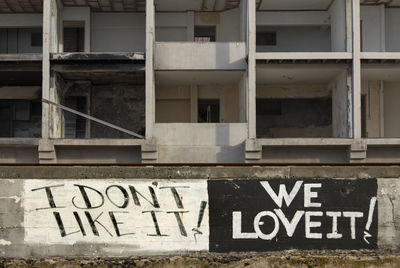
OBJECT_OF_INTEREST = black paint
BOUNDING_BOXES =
[32,185,65,210]
[73,184,105,209]
[129,186,160,208]
[109,211,135,237]
[208,179,378,252]
[106,185,129,208]
[85,211,113,237]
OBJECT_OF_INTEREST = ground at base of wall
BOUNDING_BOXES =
[1,250,400,268]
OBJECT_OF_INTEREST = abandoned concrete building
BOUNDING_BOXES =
[0,0,400,164]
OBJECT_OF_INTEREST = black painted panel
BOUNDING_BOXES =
[208,179,377,252]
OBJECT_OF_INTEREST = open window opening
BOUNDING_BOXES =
[256,64,352,138]
[198,99,220,122]
[63,22,85,53]
[194,26,216,42]
[256,0,348,52]
[0,98,42,138]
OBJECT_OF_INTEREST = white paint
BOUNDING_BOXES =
[23,180,209,252]
[274,209,304,237]
[326,211,343,239]
[305,211,323,239]
[253,211,279,240]
[304,183,322,208]
[232,211,257,239]
[0,240,11,246]
[260,181,303,208]
[343,211,363,239]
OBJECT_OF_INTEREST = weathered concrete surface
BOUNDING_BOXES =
[0,251,399,267]
[0,166,398,260]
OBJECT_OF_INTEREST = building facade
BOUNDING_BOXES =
[0,0,400,164]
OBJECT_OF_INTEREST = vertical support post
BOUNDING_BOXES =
[380,4,385,52]
[380,80,384,137]
[248,0,256,139]
[42,0,52,139]
[187,11,194,42]
[345,0,352,52]
[190,84,198,123]
[352,0,361,139]
[146,0,155,139]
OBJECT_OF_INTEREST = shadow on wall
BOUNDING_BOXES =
[215,124,245,163]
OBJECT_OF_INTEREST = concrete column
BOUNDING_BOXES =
[187,11,194,42]
[190,84,198,123]
[380,4,385,52]
[345,0,352,52]
[145,0,155,139]
[248,0,256,139]
[352,0,361,139]
[42,0,52,139]
[380,80,385,137]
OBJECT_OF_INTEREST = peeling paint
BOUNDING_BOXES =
[0,239,11,246]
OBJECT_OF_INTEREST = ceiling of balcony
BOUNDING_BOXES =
[0,0,43,13]
[361,0,400,7]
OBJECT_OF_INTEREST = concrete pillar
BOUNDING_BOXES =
[380,4,385,52]
[42,0,51,140]
[145,0,155,139]
[352,0,362,139]
[345,0,352,52]
[349,139,367,163]
[190,84,198,123]
[248,0,256,139]
[245,139,262,163]
[187,11,194,42]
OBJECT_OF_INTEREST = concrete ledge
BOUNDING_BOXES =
[51,52,145,61]
[52,139,145,146]
[0,251,399,267]
[0,54,42,62]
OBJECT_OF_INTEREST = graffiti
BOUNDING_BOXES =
[24,178,379,252]
[24,180,209,252]
[208,179,378,252]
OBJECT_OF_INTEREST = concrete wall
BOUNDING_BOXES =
[155,84,240,123]
[62,7,91,52]
[0,166,399,257]
[92,13,145,52]
[262,146,348,163]
[256,26,331,52]
[55,146,141,163]
[0,28,42,53]
[154,42,246,70]
[329,0,346,52]
[0,147,39,163]
[0,14,42,27]
[383,82,400,137]
[361,80,381,138]
[385,8,400,52]
[360,6,383,52]
[331,71,350,138]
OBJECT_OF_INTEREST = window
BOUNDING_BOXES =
[256,32,277,46]
[194,26,216,42]
[198,99,220,123]
[63,22,85,52]
[31,32,42,47]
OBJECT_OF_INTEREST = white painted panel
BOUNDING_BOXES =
[24,179,209,252]
[91,13,146,52]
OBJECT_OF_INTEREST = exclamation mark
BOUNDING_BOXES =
[363,197,377,244]
[192,201,207,242]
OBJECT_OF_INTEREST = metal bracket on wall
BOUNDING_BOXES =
[42,98,145,139]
